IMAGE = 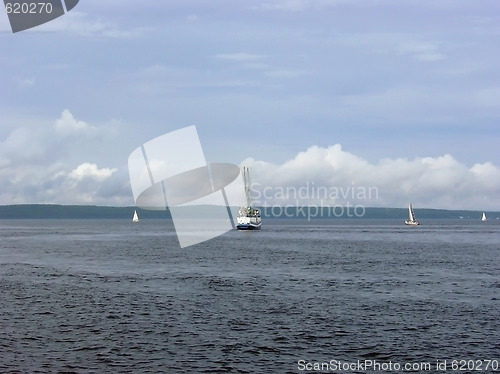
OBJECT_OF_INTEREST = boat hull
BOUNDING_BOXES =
[237,222,262,230]
[405,220,420,226]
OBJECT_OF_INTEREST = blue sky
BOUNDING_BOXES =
[1,0,499,210]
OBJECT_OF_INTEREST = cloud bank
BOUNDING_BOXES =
[241,145,500,211]
[0,110,127,205]
[1,110,498,210]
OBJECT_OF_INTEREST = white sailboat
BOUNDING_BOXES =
[404,203,420,226]
[132,209,140,223]
[481,212,486,222]
[236,167,262,230]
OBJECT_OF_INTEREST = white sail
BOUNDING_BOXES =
[132,210,139,222]
[481,212,486,221]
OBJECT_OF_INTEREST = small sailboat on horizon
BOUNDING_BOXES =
[132,209,140,223]
[481,212,486,222]
[405,203,420,226]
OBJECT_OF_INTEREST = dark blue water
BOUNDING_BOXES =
[1,219,499,373]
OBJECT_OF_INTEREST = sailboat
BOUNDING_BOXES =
[132,209,140,223]
[404,203,420,226]
[481,212,487,222]
[236,167,262,230]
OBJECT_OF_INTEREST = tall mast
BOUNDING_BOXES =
[243,167,252,206]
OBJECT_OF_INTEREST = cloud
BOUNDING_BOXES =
[0,109,109,165]
[470,162,500,190]
[1,108,498,210]
[187,14,200,22]
[22,10,149,38]
[333,33,446,62]
[0,109,128,205]
[472,87,500,108]
[265,68,312,78]
[0,127,50,162]
[396,41,446,62]
[241,145,500,210]
[253,0,349,12]
[68,162,117,181]
[128,64,261,95]
[54,109,91,133]
[18,78,36,88]
[214,53,267,62]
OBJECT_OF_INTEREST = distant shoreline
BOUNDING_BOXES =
[0,204,497,220]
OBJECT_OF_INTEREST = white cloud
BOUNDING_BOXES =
[68,162,117,181]
[241,145,500,210]
[470,162,500,190]
[54,109,91,133]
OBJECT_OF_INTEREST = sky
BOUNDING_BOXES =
[1,0,499,210]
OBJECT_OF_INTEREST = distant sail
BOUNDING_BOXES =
[132,210,139,222]
[481,212,486,222]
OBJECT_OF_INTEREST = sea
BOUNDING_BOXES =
[0,219,499,373]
